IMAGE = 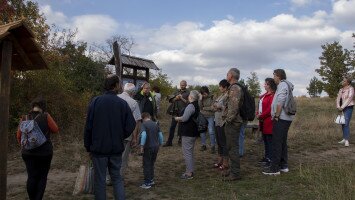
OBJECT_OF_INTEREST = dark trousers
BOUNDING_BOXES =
[166,117,181,145]
[143,147,159,183]
[270,119,292,171]
[22,154,52,200]
[262,134,272,160]
[224,122,242,177]
[215,126,228,157]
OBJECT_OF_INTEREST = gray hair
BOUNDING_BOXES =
[228,68,240,81]
[189,90,200,102]
[123,83,136,95]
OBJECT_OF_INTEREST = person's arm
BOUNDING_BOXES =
[175,104,195,122]
[123,103,136,140]
[47,114,59,133]
[84,99,95,152]
[259,96,272,120]
[336,89,342,109]
[224,85,242,123]
[341,87,354,109]
[158,132,164,145]
[140,131,147,146]
[16,117,23,144]
[274,82,287,119]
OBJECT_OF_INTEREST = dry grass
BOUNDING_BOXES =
[7,97,355,200]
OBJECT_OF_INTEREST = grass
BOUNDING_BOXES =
[6,97,355,200]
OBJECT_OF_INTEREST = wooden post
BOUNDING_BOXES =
[0,40,13,200]
[113,41,122,92]
[133,68,137,85]
[145,69,149,82]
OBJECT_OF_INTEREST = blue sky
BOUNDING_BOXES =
[34,0,355,96]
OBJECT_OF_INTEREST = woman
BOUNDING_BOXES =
[212,79,230,170]
[256,78,277,165]
[336,76,354,147]
[199,86,216,153]
[16,97,59,200]
[175,90,200,179]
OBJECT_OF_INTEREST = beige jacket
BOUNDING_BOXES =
[336,85,354,109]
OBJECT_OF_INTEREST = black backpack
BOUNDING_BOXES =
[235,83,255,121]
[195,113,208,133]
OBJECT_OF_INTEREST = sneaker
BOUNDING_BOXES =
[210,146,216,154]
[280,168,289,173]
[180,173,194,180]
[200,145,207,151]
[262,168,280,176]
[338,139,346,144]
[139,182,152,189]
[150,179,155,186]
[345,140,349,147]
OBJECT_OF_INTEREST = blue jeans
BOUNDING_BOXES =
[200,116,216,146]
[342,106,353,140]
[92,155,125,200]
[239,122,246,156]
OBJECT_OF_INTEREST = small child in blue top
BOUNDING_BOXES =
[139,112,163,189]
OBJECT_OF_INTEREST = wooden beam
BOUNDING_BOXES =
[0,40,12,200]
[113,41,122,92]
[145,69,149,81]
[8,35,33,68]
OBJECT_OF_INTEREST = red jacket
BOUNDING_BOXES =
[257,92,274,134]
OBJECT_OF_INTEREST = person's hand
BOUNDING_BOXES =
[338,107,343,111]
[140,146,144,154]
[175,117,180,122]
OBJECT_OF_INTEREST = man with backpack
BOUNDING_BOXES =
[262,69,296,176]
[222,68,244,181]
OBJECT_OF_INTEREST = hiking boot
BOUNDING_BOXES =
[210,146,216,154]
[200,145,207,151]
[223,174,241,181]
[262,168,280,176]
[345,140,349,147]
[338,139,346,144]
[180,172,194,180]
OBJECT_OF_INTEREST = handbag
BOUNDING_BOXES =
[73,162,94,195]
[334,112,346,125]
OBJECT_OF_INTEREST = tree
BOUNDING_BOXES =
[246,72,261,97]
[315,41,352,97]
[149,70,174,97]
[306,77,323,97]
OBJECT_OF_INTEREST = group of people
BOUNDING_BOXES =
[15,67,353,200]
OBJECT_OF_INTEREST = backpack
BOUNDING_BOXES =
[196,113,208,133]
[282,81,297,115]
[236,83,255,121]
[20,114,47,150]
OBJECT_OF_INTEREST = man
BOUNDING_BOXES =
[222,68,243,181]
[118,83,142,180]
[135,82,157,121]
[163,80,190,146]
[262,69,295,176]
[84,75,136,200]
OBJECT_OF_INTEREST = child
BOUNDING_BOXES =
[139,112,163,189]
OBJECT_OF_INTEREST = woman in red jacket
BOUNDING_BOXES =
[256,78,277,165]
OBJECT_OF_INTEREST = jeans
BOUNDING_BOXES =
[239,122,246,156]
[166,117,181,144]
[143,147,159,183]
[182,136,197,173]
[215,126,228,157]
[342,106,353,140]
[262,134,272,160]
[200,116,216,146]
[92,155,125,200]
[224,122,242,177]
[270,119,292,171]
[22,154,52,200]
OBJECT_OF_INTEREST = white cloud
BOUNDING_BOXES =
[331,0,355,28]
[291,0,313,7]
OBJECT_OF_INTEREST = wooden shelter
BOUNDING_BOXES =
[0,20,48,199]
[108,45,159,89]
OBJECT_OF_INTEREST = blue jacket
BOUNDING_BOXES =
[84,91,136,156]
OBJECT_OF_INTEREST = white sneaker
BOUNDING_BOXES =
[338,139,346,144]
[280,168,289,173]
[345,140,349,147]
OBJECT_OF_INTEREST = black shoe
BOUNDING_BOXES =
[163,143,172,147]
[200,145,207,151]
[262,167,280,175]
[258,157,271,165]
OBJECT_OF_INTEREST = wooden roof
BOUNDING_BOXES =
[108,54,159,70]
[0,20,48,71]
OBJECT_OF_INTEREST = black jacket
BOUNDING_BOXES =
[84,91,136,157]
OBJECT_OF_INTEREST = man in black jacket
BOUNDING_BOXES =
[84,75,136,200]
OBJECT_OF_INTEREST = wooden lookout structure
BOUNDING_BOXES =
[0,20,48,199]
[108,41,159,89]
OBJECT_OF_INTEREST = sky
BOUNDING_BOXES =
[33,0,355,96]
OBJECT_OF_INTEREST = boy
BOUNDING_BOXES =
[139,112,163,189]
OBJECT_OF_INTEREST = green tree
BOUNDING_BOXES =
[149,70,174,97]
[306,77,323,97]
[246,72,261,97]
[315,41,352,97]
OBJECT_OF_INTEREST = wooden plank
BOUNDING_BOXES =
[145,68,149,81]
[0,40,12,200]
[112,41,122,92]
[9,35,33,68]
